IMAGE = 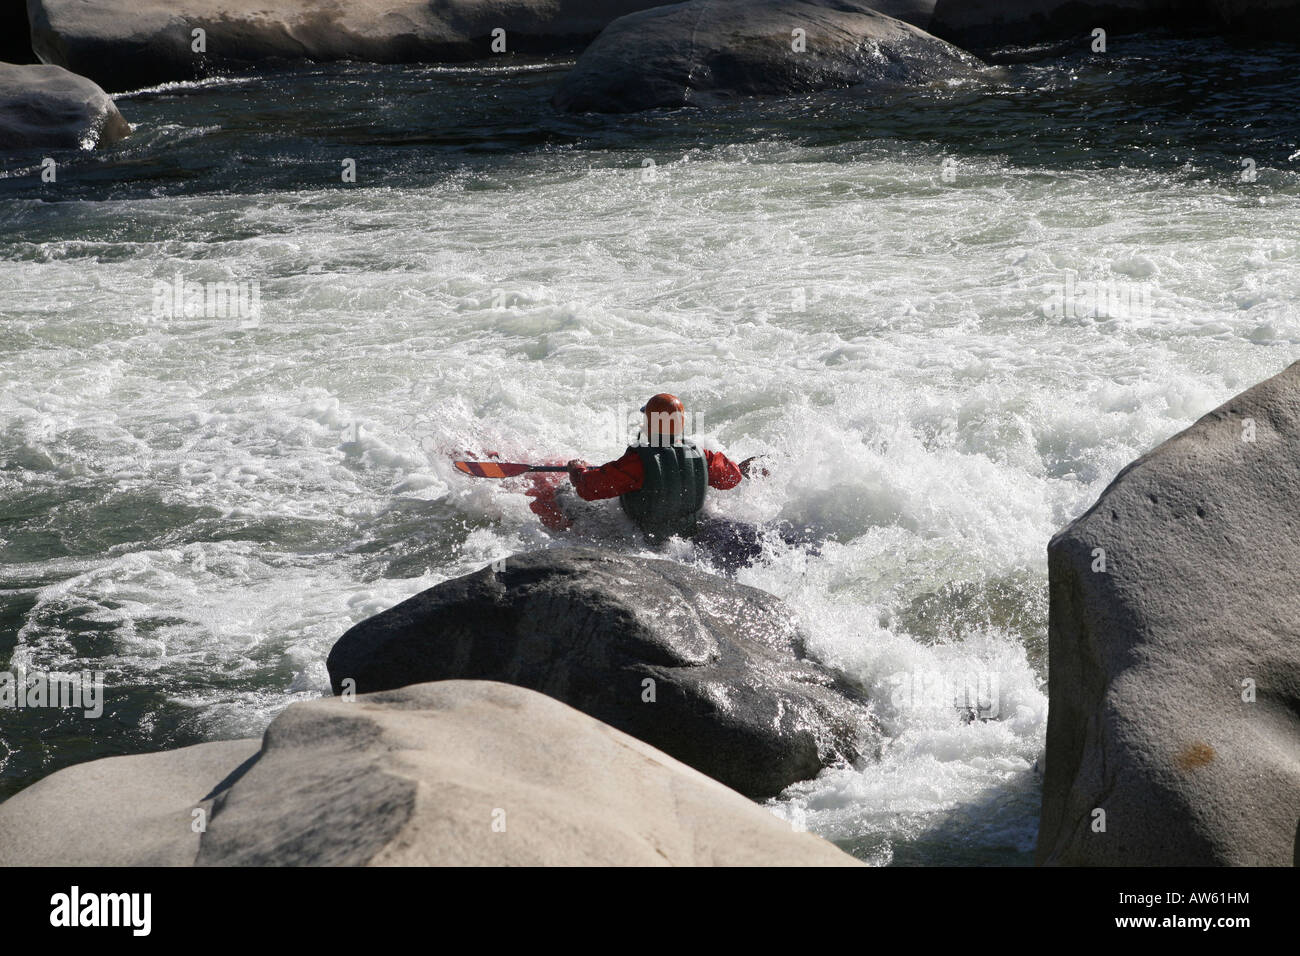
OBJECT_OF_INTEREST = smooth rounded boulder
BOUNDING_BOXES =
[29,0,674,92]
[1037,360,1300,866]
[551,0,982,114]
[0,682,862,866]
[0,738,259,866]
[327,548,875,798]
[0,62,129,149]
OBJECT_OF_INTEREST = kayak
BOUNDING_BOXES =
[454,452,816,571]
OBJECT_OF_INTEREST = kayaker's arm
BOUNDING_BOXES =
[703,449,744,489]
[568,450,644,501]
[569,447,760,499]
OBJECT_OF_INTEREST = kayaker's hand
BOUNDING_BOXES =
[566,459,590,477]
[739,456,770,479]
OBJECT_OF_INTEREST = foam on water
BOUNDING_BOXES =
[2,82,1298,856]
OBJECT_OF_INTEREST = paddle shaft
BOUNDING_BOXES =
[454,460,571,479]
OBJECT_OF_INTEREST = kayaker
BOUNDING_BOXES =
[566,393,764,542]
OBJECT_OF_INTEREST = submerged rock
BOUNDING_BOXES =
[1037,361,1300,866]
[0,62,129,149]
[29,0,673,92]
[0,682,861,866]
[327,548,874,798]
[551,0,982,114]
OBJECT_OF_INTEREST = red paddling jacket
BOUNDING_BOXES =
[570,440,744,541]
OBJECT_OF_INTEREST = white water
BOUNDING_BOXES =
[3,141,1297,861]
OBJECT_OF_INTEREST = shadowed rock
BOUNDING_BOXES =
[551,0,982,114]
[327,548,875,798]
[928,0,1189,48]
[1037,360,1300,866]
[0,682,862,866]
[1209,0,1300,39]
[0,62,129,149]
[3,3,35,64]
[29,0,675,92]
[200,681,862,865]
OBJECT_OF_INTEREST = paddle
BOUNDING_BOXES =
[454,460,570,479]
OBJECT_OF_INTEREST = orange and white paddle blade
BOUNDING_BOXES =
[454,460,533,478]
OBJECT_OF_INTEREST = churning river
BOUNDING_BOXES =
[1,32,1298,864]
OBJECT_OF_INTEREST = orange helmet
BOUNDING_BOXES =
[642,393,685,444]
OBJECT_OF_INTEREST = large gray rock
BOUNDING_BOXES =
[0,681,861,866]
[0,738,259,866]
[28,0,672,92]
[0,62,129,149]
[327,548,874,798]
[929,0,1184,48]
[551,0,982,114]
[1037,361,1300,866]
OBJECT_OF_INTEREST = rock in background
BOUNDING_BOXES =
[0,62,129,149]
[1037,361,1300,866]
[0,681,861,866]
[1210,0,1300,39]
[29,0,674,92]
[327,548,874,798]
[552,0,982,114]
